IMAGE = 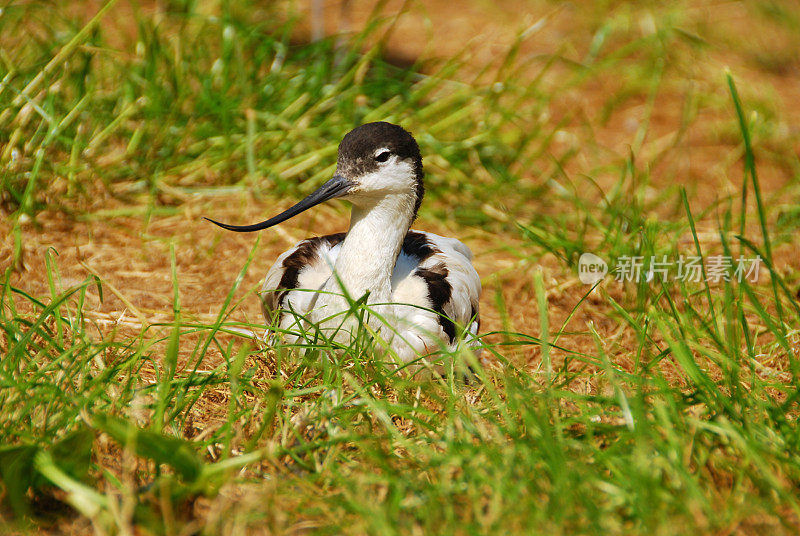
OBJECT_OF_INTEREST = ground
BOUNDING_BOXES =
[1,0,799,534]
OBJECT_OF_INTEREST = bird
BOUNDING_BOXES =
[205,121,481,365]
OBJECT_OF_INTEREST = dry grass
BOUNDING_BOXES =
[2,0,800,534]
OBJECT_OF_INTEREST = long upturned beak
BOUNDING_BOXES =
[204,174,354,232]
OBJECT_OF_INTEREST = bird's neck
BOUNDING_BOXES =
[330,193,415,302]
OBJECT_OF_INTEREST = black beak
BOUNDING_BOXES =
[204,174,354,232]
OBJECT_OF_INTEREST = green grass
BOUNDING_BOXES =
[2,0,800,534]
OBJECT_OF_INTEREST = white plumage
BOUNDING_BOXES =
[261,230,480,362]
[206,122,481,364]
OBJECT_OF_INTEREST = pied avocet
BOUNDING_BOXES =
[206,122,481,363]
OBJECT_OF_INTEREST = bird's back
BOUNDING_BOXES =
[260,230,481,360]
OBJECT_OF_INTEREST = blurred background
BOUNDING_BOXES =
[3,0,799,212]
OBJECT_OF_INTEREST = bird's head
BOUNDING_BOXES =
[205,121,424,233]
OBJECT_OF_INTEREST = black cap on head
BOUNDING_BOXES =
[336,122,424,219]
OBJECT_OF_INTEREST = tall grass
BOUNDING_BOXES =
[1,1,799,535]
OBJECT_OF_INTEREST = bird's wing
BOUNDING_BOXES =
[260,233,345,326]
[391,230,481,353]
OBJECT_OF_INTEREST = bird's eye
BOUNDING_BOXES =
[375,150,391,163]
